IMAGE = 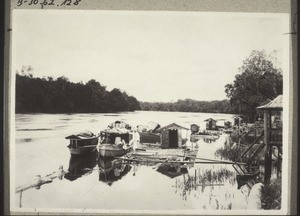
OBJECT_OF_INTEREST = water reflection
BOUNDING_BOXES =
[98,157,131,186]
[64,152,98,181]
[203,137,219,143]
[174,166,236,202]
[190,134,220,143]
[156,163,188,178]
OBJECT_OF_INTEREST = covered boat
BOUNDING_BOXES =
[65,131,99,155]
[138,121,161,144]
[97,121,135,157]
[97,142,132,157]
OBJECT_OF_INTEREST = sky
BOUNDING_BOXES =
[12,10,289,102]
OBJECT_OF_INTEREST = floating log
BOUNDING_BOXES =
[15,166,68,194]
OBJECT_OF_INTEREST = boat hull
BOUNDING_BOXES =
[97,144,132,157]
[69,146,96,155]
[139,132,161,144]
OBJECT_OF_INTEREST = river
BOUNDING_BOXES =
[13,111,250,212]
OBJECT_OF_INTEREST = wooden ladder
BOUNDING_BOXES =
[233,131,264,175]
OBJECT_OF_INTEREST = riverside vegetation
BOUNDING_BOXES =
[16,50,282,119]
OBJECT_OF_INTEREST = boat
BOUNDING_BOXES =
[97,142,132,157]
[65,131,99,155]
[138,121,161,144]
[97,121,135,157]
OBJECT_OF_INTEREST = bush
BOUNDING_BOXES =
[261,179,281,209]
[215,139,266,165]
[215,144,243,162]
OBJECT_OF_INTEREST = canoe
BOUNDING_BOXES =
[97,143,132,157]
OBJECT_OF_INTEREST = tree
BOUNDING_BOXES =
[86,79,107,112]
[15,73,141,113]
[106,88,128,112]
[225,50,283,121]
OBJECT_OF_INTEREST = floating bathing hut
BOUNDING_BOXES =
[204,118,218,130]
[158,123,189,149]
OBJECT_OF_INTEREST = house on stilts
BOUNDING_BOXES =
[232,95,283,187]
[257,95,283,183]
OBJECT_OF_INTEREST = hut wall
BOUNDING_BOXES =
[161,130,170,149]
[206,121,210,130]
[161,129,182,149]
[178,130,182,148]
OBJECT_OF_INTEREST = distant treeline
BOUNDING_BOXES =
[140,99,236,114]
[16,73,141,113]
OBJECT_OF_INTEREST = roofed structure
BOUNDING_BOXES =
[159,123,189,131]
[158,123,189,149]
[204,118,217,122]
[65,131,96,140]
[256,95,283,110]
[256,94,283,183]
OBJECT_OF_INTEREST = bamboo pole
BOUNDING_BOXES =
[118,156,246,165]
[173,155,247,165]
[19,190,22,208]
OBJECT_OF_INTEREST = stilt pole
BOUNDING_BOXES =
[264,110,271,183]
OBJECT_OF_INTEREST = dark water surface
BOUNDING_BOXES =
[14,111,249,211]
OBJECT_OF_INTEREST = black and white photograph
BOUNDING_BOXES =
[7,1,296,215]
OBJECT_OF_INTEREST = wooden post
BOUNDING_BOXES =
[238,117,240,146]
[277,146,282,179]
[19,190,23,208]
[264,110,271,183]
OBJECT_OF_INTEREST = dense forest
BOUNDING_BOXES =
[140,99,235,114]
[16,73,141,113]
[16,72,235,114]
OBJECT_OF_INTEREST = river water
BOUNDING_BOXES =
[14,111,250,212]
